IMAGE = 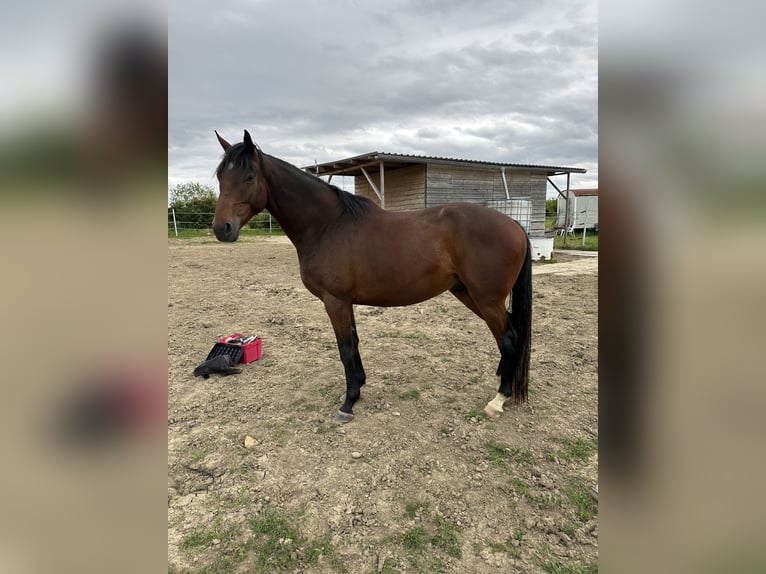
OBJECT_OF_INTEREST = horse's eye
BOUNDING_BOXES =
[245,175,255,183]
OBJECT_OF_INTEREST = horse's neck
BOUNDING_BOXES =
[262,154,338,248]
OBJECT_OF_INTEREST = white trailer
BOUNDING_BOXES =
[556,189,598,231]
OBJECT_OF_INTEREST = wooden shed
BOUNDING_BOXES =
[305,152,586,242]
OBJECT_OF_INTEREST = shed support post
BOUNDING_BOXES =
[380,161,385,209]
[500,167,510,199]
[547,177,566,199]
[360,166,384,206]
[564,173,571,246]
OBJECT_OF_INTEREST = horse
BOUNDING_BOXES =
[212,130,532,424]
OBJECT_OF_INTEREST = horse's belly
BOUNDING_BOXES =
[350,270,454,307]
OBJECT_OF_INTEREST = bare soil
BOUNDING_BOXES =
[168,236,598,573]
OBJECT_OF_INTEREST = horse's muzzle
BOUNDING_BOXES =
[213,220,239,242]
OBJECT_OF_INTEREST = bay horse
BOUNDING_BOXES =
[212,130,532,424]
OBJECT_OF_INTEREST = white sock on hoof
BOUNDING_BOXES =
[484,393,509,417]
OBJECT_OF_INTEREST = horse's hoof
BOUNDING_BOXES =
[484,404,503,418]
[332,410,354,424]
[484,393,509,418]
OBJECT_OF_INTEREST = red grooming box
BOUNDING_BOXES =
[218,333,262,364]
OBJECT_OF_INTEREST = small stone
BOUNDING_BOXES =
[392,412,400,416]
[244,435,257,449]
[212,539,221,545]
[351,452,362,459]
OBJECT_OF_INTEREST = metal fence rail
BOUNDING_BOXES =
[168,210,282,236]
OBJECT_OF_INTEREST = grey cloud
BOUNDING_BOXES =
[169,0,597,188]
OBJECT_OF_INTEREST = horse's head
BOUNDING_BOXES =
[212,130,268,242]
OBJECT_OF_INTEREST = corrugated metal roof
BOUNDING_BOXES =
[304,151,587,177]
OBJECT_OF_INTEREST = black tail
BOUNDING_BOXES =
[509,237,532,405]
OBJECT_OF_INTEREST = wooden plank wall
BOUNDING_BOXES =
[353,164,426,211]
[426,165,548,237]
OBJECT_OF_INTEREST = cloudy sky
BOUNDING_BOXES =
[169,0,597,194]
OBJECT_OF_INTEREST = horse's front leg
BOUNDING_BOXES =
[324,296,365,423]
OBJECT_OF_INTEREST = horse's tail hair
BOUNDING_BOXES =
[509,236,532,405]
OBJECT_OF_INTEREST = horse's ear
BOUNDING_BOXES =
[215,130,232,152]
[243,129,255,154]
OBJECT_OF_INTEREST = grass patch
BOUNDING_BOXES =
[486,441,535,466]
[168,227,284,239]
[562,480,598,522]
[536,542,597,573]
[507,477,563,511]
[182,504,344,573]
[399,388,421,401]
[464,409,489,421]
[431,515,462,558]
[487,538,521,559]
[387,502,463,569]
[182,518,241,550]
[401,526,430,552]
[246,507,302,571]
[404,501,431,520]
[538,556,598,574]
[545,436,598,462]
[554,230,598,251]
[485,526,525,557]
[405,554,447,574]
[528,491,563,511]
[509,477,530,496]
[246,506,344,572]
[314,423,335,435]
[189,446,209,464]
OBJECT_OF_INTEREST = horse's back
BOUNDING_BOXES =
[429,202,526,247]
[426,203,528,294]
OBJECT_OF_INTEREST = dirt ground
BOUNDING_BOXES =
[168,236,598,574]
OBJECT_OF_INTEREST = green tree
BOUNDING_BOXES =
[169,182,217,229]
[170,182,216,205]
[546,198,558,218]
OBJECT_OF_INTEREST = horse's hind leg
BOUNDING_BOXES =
[452,288,514,414]
[323,296,366,423]
[485,311,520,417]
[450,286,484,319]
[472,302,519,418]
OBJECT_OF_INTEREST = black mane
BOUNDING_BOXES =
[269,155,374,219]
[329,183,373,218]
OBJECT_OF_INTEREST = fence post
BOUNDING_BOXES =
[269,214,272,233]
[582,205,589,246]
[172,208,178,237]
